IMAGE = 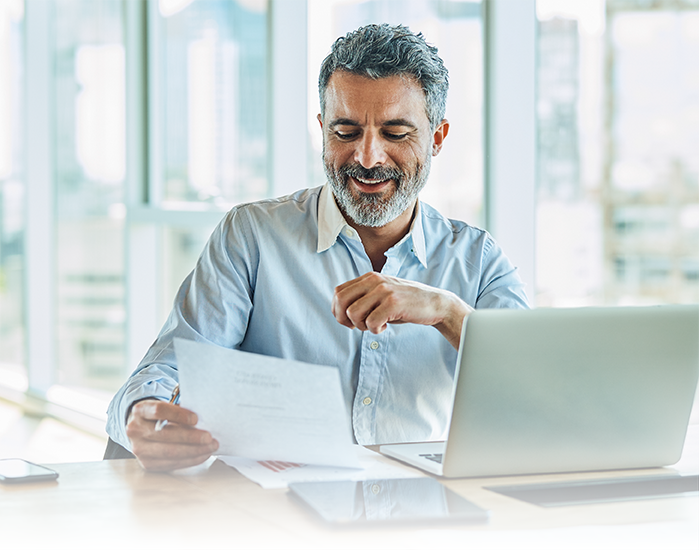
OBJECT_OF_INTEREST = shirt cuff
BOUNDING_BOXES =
[106,365,179,450]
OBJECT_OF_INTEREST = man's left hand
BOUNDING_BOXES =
[332,272,473,350]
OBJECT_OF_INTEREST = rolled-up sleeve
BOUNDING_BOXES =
[106,207,258,449]
[475,235,530,310]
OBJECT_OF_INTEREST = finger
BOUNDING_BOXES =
[151,425,215,446]
[363,298,404,334]
[332,276,369,325]
[333,271,375,294]
[127,415,214,447]
[334,274,386,329]
[344,289,385,331]
[345,276,404,331]
[331,292,355,329]
[351,282,438,332]
[133,400,198,427]
[131,438,219,467]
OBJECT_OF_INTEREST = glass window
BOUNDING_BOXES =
[154,0,268,208]
[0,0,25,381]
[148,0,269,331]
[536,0,699,306]
[307,0,485,227]
[160,225,215,322]
[54,0,127,391]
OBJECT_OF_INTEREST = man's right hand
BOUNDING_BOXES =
[126,399,219,471]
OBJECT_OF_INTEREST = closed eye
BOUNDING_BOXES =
[334,131,359,140]
[383,131,409,140]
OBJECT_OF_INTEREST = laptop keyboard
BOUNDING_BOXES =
[419,453,443,464]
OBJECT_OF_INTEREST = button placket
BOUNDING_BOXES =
[363,480,391,520]
[352,330,388,444]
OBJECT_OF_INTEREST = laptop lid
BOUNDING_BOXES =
[439,305,699,478]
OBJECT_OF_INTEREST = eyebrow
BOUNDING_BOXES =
[328,117,418,129]
[329,118,360,127]
[383,118,418,129]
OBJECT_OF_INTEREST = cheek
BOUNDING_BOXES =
[403,142,431,169]
[389,146,422,172]
[324,143,354,167]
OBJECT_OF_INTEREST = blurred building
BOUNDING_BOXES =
[604,0,699,304]
[536,0,699,306]
[537,17,580,201]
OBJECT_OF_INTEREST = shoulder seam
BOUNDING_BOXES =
[228,186,322,213]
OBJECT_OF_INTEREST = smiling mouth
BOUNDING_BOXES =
[351,176,393,191]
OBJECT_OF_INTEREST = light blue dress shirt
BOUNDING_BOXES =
[107,185,529,450]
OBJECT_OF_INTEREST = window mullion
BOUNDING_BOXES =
[269,0,308,196]
[24,0,56,395]
[125,0,161,370]
[484,0,537,304]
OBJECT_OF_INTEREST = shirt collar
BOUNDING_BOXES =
[409,201,428,268]
[317,184,349,253]
[316,184,428,268]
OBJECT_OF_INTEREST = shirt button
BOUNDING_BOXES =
[344,227,354,237]
[371,484,381,495]
[363,396,372,406]
[370,341,379,350]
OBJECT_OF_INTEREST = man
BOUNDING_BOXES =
[106,24,529,471]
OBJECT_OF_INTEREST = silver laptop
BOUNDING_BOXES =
[380,305,699,478]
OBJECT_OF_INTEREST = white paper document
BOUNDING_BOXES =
[219,445,424,489]
[174,338,360,469]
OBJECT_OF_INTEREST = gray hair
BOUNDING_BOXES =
[318,24,449,131]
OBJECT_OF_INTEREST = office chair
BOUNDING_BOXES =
[103,437,135,460]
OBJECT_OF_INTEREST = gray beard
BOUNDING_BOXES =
[323,155,431,228]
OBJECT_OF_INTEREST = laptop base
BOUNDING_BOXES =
[380,442,446,476]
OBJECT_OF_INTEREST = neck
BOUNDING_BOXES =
[347,201,417,272]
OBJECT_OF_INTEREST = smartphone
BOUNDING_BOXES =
[0,458,59,484]
[289,477,489,526]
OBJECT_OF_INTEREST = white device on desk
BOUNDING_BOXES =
[0,459,59,483]
[380,305,699,478]
[289,477,489,525]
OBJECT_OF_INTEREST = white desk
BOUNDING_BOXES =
[2,424,698,550]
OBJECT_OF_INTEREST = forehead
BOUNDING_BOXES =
[324,71,429,125]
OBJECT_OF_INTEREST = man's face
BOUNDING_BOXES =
[319,71,448,228]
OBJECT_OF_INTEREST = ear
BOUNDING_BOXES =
[431,119,449,156]
[317,113,323,130]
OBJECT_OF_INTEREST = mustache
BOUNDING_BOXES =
[338,164,403,184]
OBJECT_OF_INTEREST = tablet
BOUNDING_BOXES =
[288,477,489,526]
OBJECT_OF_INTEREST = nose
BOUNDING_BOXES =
[354,131,387,168]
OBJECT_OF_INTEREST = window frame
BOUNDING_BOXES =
[7,0,538,430]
